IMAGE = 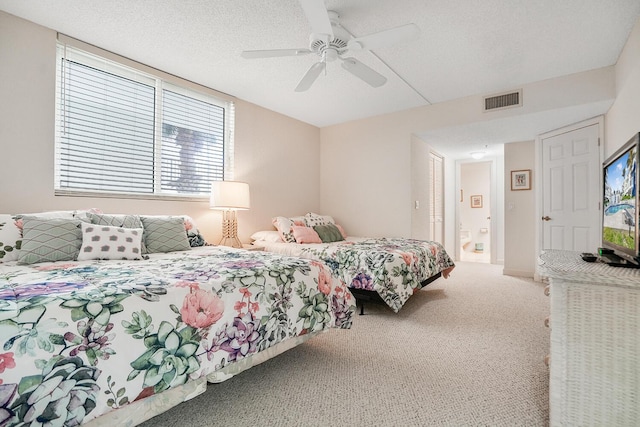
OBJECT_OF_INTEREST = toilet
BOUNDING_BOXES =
[460,229,471,251]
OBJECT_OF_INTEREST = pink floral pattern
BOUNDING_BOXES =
[0,247,354,425]
[0,353,15,384]
[300,238,455,312]
[181,288,225,328]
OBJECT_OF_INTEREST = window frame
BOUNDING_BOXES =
[54,34,235,201]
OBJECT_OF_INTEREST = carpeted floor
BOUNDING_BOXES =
[140,261,550,426]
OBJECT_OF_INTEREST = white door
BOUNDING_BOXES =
[541,122,601,252]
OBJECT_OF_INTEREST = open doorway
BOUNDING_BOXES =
[458,161,492,263]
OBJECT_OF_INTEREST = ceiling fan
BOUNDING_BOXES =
[241,0,420,92]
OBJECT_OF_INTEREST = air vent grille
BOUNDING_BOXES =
[483,90,522,111]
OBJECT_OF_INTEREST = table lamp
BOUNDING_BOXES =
[210,181,250,248]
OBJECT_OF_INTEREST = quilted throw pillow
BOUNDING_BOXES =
[88,212,143,228]
[140,216,191,253]
[17,217,83,265]
[0,214,21,263]
[77,223,144,261]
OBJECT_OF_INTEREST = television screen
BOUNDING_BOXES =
[602,143,637,255]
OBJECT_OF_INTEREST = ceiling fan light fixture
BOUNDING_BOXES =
[240,0,419,91]
[323,49,339,62]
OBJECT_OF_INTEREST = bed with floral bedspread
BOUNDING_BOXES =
[255,237,455,313]
[0,247,355,426]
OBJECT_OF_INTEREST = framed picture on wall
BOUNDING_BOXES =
[511,169,532,190]
[470,195,483,208]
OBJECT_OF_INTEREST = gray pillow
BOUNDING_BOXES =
[88,212,143,228]
[140,216,191,253]
[88,213,147,254]
[18,217,83,265]
[313,223,344,243]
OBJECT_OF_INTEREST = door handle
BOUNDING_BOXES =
[542,216,551,221]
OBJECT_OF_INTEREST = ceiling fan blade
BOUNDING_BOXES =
[347,23,420,51]
[295,62,325,92]
[298,0,333,37]
[241,49,312,59]
[341,57,387,88]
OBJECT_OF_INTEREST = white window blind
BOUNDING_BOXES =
[55,38,234,199]
[161,89,226,194]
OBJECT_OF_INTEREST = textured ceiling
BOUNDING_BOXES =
[1,0,639,158]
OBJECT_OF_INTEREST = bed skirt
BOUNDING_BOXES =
[82,330,323,426]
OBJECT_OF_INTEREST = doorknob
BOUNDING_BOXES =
[542,216,551,221]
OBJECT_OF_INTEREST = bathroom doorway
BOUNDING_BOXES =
[458,161,492,263]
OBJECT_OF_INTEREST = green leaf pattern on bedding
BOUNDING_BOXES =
[299,238,455,312]
[0,248,354,426]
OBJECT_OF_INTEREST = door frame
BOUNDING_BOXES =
[428,149,445,244]
[534,116,604,279]
[454,156,498,264]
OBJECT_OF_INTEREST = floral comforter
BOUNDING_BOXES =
[260,238,455,313]
[0,247,354,426]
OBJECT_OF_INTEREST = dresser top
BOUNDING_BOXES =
[538,250,640,289]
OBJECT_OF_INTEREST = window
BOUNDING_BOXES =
[55,36,234,199]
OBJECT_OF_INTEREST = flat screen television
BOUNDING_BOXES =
[601,132,640,267]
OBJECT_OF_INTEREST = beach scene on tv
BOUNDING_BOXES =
[603,146,637,250]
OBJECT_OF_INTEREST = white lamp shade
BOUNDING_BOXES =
[210,181,250,210]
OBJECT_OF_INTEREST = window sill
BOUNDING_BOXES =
[54,189,208,202]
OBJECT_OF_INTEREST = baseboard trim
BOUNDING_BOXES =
[502,268,534,278]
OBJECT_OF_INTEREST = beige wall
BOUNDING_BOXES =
[2,10,637,265]
[606,16,640,157]
[410,135,431,240]
[0,11,321,244]
[320,66,615,258]
[503,141,536,276]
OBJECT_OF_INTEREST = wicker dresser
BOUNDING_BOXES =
[538,250,640,426]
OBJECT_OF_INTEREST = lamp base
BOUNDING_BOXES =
[218,236,243,248]
[218,210,243,248]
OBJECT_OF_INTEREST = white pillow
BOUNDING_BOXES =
[304,212,335,227]
[0,214,21,263]
[77,222,143,261]
[251,230,283,243]
[272,216,305,243]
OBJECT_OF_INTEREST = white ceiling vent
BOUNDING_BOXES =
[483,90,522,112]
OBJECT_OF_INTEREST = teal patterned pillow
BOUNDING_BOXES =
[140,216,191,253]
[17,217,83,265]
[0,214,21,263]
